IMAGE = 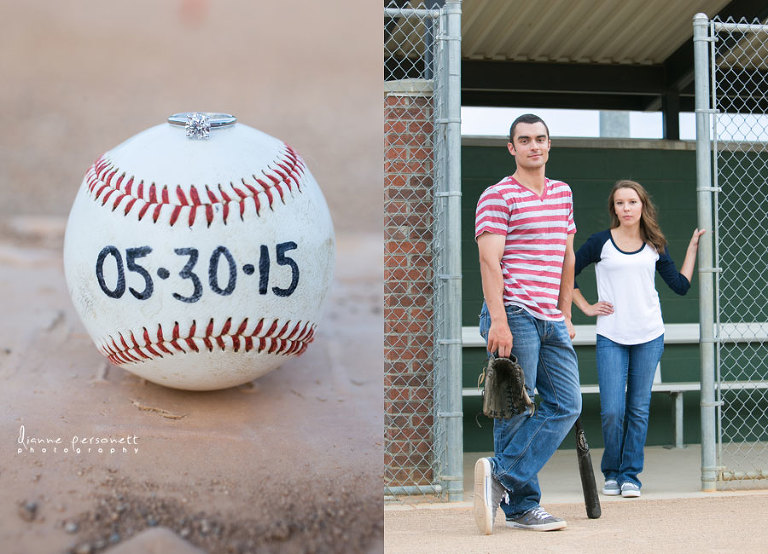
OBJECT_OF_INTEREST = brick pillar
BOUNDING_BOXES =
[384,80,435,490]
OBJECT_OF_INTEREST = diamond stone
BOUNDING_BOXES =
[185,112,211,139]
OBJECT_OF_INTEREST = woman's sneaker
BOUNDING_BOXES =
[602,479,620,496]
[505,506,566,531]
[621,482,641,498]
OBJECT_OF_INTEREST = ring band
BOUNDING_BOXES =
[168,112,237,139]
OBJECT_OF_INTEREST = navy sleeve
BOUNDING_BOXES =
[656,246,691,295]
[574,230,610,289]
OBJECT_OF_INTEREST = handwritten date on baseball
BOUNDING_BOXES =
[95,242,299,303]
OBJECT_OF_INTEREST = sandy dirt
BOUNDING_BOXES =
[1,221,383,554]
[384,493,768,553]
[1,1,383,553]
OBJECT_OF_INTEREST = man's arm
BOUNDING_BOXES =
[558,233,576,339]
[477,232,513,357]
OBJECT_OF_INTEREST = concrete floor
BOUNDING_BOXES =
[461,445,705,507]
[387,444,723,509]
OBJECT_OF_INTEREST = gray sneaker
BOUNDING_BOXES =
[473,458,506,535]
[602,479,620,496]
[505,506,567,531]
[621,482,641,498]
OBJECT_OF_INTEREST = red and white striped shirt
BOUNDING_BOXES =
[475,176,576,321]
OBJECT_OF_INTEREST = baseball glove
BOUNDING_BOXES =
[478,355,535,419]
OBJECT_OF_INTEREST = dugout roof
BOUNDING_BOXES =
[386,0,768,138]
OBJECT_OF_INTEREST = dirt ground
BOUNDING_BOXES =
[1,220,383,554]
[1,2,383,553]
[384,493,768,553]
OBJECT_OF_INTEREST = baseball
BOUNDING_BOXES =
[63,115,335,391]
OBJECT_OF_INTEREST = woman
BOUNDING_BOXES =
[573,180,704,498]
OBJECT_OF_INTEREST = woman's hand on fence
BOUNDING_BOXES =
[688,228,706,252]
[681,228,706,283]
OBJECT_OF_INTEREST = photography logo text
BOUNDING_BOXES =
[16,425,139,455]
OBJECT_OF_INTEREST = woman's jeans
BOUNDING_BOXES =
[479,303,581,516]
[596,333,664,488]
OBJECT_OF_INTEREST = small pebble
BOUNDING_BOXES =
[74,543,92,554]
[18,501,37,522]
[64,521,79,534]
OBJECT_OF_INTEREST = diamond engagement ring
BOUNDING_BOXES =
[167,112,237,139]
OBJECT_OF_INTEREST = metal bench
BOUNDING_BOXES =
[461,323,768,448]
[462,380,698,448]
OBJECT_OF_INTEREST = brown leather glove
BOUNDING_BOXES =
[479,355,535,419]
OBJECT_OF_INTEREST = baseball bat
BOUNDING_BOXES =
[574,416,601,519]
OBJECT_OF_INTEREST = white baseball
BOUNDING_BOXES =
[63,120,335,391]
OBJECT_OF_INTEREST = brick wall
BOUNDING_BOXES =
[384,81,436,490]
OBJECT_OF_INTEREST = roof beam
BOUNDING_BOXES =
[461,91,694,112]
[462,60,666,96]
[461,59,701,112]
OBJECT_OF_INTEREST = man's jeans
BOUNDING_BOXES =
[479,303,581,516]
[595,333,664,488]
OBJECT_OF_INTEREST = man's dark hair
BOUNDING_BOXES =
[509,114,550,142]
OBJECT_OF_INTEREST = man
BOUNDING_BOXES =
[473,113,581,534]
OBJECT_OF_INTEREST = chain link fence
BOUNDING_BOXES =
[384,0,462,500]
[708,16,768,487]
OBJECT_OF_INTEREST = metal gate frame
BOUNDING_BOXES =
[694,13,768,491]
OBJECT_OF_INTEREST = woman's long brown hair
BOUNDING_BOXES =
[608,180,667,253]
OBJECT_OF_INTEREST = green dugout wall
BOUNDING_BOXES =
[461,137,702,452]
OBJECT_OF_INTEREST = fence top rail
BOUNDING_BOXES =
[712,20,768,33]
[385,6,441,19]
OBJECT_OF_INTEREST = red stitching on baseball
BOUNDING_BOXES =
[170,205,182,226]
[98,317,316,366]
[84,143,306,227]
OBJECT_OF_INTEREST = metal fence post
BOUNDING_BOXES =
[693,12,717,492]
[435,0,463,502]
[384,1,460,500]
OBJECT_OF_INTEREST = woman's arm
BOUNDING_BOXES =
[657,228,705,295]
[679,228,706,283]
[572,230,614,317]
[572,287,614,317]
